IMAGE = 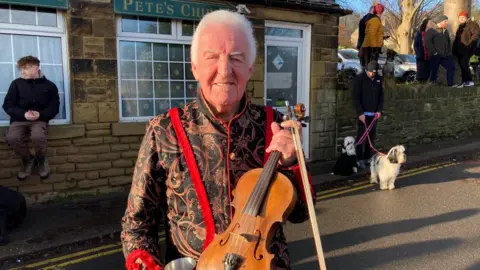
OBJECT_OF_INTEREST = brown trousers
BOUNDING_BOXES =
[4,121,48,158]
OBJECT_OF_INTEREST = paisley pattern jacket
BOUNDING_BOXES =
[120,94,315,269]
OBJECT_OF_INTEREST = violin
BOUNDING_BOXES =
[193,102,327,270]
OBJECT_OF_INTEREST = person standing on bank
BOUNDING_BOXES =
[414,18,434,83]
[357,6,375,67]
[425,15,455,87]
[2,56,59,181]
[352,60,384,169]
[452,11,480,88]
[361,3,385,69]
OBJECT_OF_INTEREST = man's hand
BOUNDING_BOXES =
[25,110,39,121]
[265,120,302,167]
[134,258,147,270]
[359,114,366,123]
[375,112,382,118]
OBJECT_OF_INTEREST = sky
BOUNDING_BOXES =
[340,0,480,14]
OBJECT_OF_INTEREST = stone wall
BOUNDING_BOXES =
[335,79,480,155]
[0,124,144,203]
[68,0,118,122]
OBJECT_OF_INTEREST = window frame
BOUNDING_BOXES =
[116,15,196,123]
[0,6,70,126]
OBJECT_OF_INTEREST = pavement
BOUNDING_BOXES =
[1,135,480,269]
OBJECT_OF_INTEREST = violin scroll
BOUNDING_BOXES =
[284,102,309,127]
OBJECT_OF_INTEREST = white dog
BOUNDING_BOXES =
[332,136,358,176]
[370,145,407,190]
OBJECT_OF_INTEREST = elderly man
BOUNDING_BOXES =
[453,11,480,88]
[426,15,455,86]
[3,56,59,180]
[121,10,315,270]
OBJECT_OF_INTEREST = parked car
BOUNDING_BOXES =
[393,54,417,83]
[337,49,362,88]
[337,49,417,87]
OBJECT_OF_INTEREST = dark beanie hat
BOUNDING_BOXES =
[433,15,448,24]
[367,61,378,72]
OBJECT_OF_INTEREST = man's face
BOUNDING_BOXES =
[191,23,253,113]
[438,20,448,29]
[459,16,467,24]
[20,64,39,79]
[367,71,375,78]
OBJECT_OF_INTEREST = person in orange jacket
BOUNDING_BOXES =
[361,3,385,70]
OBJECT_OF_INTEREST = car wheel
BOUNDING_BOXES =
[342,68,357,88]
[404,71,416,84]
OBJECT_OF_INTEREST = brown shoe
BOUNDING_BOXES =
[36,156,50,179]
[17,156,35,181]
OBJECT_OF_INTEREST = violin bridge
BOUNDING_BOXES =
[229,232,259,243]
[240,233,260,243]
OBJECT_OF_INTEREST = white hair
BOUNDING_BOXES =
[191,9,257,66]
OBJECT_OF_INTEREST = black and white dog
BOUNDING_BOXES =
[332,136,358,176]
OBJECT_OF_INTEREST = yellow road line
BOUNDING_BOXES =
[40,248,124,270]
[27,237,165,269]
[316,161,454,196]
[318,162,456,200]
[10,243,121,270]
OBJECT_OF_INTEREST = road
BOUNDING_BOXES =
[7,160,480,270]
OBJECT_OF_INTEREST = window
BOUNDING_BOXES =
[0,4,69,125]
[117,16,198,121]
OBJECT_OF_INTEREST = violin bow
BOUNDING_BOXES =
[284,101,327,270]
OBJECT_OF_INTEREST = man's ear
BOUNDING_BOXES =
[249,63,255,76]
[191,62,199,80]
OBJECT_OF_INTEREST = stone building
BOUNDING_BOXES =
[0,0,350,202]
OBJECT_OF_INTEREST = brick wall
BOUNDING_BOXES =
[335,78,480,155]
[0,123,144,203]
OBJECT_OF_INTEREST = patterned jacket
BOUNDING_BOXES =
[121,94,315,269]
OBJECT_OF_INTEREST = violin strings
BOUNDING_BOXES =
[228,151,280,254]
[230,151,279,257]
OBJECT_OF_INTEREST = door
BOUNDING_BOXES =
[264,22,311,159]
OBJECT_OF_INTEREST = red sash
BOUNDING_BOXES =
[169,106,274,250]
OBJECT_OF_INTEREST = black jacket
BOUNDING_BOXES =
[356,13,375,49]
[352,72,384,116]
[2,73,59,123]
[425,27,452,58]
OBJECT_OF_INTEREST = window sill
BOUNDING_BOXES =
[0,124,85,143]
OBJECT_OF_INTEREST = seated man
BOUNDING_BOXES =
[2,56,59,180]
[0,186,27,246]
